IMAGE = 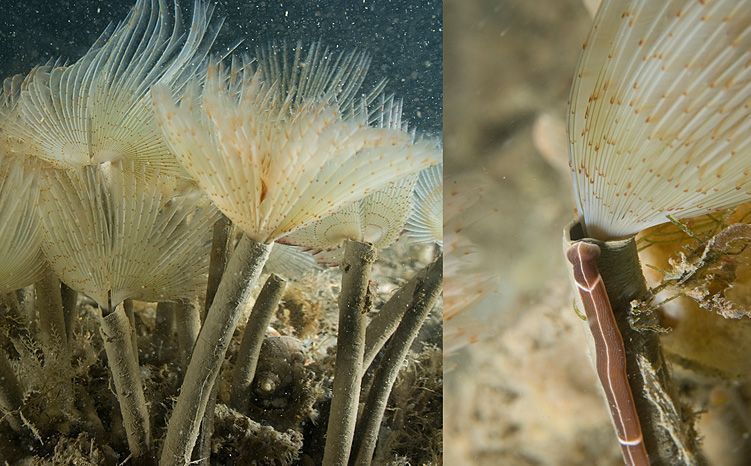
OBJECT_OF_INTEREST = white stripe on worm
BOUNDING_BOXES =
[566,241,650,466]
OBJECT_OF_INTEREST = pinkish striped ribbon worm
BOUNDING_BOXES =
[566,241,649,466]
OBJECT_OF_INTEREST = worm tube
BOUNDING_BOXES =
[231,273,287,412]
[160,236,271,465]
[99,304,150,458]
[322,240,376,465]
[353,255,442,465]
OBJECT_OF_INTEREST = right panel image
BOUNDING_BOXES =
[445,1,751,465]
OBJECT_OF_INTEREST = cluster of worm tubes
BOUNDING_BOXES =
[0,240,443,465]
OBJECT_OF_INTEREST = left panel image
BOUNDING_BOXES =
[0,1,443,463]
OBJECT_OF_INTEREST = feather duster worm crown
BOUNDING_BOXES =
[0,71,49,293]
[281,96,426,259]
[570,0,751,239]
[8,0,221,177]
[37,161,218,309]
[264,244,321,279]
[0,159,45,293]
[281,175,418,265]
[153,47,440,243]
[255,42,387,116]
[405,163,443,246]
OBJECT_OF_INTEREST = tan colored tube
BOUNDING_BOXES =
[100,304,150,458]
[323,240,377,466]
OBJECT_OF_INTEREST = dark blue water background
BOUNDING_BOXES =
[0,0,442,135]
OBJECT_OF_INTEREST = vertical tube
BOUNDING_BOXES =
[99,304,151,458]
[230,273,287,412]
[323,240,376,466]
[160,236,271,466]
[194,215,233,464]
[175,298,202,370]
[203,215,233,322]
[154,301,176,363]
[362,270,419,370]
[61,283,78,344]
[123,299,139,366]
[353,256,442,465]
[35,269,67,354]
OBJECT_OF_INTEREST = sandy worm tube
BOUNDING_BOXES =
[160,236,271,465]
[362,264,421,370]
[99,304,150,458]
[323,240,377,465]
[231,273,287,412]
[353,255,442,465]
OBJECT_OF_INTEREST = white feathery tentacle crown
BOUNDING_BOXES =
[280,95,429,262]
[10,0,220,177]
[0,72,46,293]
[406,163,443,246]
[37,161,218,309]
[153,45,441,243]
[570,0,751,239]
[0,159,45,293]
[281,175,418,265]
